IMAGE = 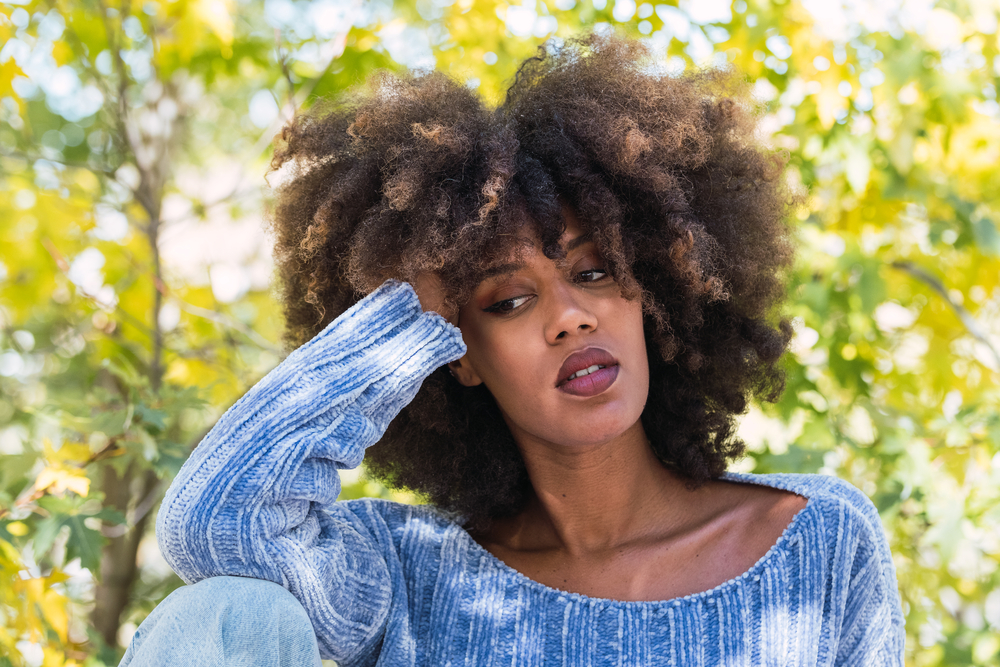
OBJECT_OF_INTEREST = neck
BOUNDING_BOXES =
[491,420,689,556]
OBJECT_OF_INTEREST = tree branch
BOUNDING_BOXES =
[49,0,117,105]
[95,0,131,160]
[890,260,1000,371]
[251,20,355,161]
[176,300,282,353]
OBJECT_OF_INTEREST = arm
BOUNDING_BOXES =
[155,280,465,660]
[832,490,906,667]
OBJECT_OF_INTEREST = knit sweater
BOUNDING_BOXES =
[157,280,906,666]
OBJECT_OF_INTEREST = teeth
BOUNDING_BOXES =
[567,364,605,381]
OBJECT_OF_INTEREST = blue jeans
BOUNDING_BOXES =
[119,576,323,667]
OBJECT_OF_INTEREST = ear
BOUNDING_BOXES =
[448,356,483,387]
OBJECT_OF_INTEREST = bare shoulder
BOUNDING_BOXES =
[709,477,808,516]
[725,472,883,532]
[706,478,809,557]
[748,483,809,523]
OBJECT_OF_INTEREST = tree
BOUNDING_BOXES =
[0,0,997,664]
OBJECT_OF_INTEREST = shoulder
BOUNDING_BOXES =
[730,476,906,662]
[725,472,893,562]
[726,472,881,527]
[731,472,902,604]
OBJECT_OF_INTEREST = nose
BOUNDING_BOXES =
[543,282,599,344]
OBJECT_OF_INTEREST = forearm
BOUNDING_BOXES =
[156,280,465,583]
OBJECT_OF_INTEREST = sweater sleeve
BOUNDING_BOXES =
[155,279,465,661]
[830,482,906,667]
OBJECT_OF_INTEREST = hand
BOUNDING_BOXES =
[411,272,458,325]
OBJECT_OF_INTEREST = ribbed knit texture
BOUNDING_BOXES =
[157,279,906,666]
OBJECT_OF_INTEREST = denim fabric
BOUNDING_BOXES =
[152,280,906,666]
[119,576,321,667]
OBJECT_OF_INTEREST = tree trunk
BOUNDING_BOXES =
[91,465,158,647]
[87,4,175,650]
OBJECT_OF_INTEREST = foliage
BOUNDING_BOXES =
[0,0,997,664]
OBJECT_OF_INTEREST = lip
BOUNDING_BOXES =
[556,347,620,397]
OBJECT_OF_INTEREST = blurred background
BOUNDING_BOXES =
[0,0,998,664]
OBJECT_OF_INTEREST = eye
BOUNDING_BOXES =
[483,295,534,314]
[575,268,609,283]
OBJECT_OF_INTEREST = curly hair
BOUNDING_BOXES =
[266,33,794,530]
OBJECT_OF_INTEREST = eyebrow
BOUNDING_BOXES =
[478,234,595,281]
[480,262,525,281]
[566,232,593,251]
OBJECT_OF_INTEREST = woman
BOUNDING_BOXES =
[123,34,904,666]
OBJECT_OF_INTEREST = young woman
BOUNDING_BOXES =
[122,34,904,666]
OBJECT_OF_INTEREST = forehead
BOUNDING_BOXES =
[476,219,594,283]
[560,204,585,238]
[503,203,589,256]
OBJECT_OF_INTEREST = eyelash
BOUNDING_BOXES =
[484,295,533,314]
[483,267,611,314]
[575,268,609,284]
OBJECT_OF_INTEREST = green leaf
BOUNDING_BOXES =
[971,216,1000,256]
[65,514,106,571]
[135,403,167,433]
[32,516,65,558]
[753,445,825,474]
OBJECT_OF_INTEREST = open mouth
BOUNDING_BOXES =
[556,348,620,397]
[565,364,607,382]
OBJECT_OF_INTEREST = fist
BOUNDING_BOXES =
[411,272,458,325]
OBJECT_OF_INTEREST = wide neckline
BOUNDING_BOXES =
[456,471,814,608]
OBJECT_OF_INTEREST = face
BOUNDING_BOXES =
[450,208,649,451]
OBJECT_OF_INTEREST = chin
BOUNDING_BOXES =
[570,425,636,448]
[541,414,644,449]
[500,386,648,450]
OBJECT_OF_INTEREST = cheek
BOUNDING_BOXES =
[465,322,544,395]
[626,304,648,372]
[620,303,650,395]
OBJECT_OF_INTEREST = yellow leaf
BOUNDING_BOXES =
[43,439,92,466]
[6,521,28,536]
[35,467,91,497]
[0,538,21,563]
[43,647,62,667]
[73,169,101,194]
[0,59,24,98]
[196,0,235,50]
[17,575,44,601]
[163,358,191,384]
[45,569,70,586]
[814,82,846,130]
[43,645,77,667]
[51,41,74,66]
[39,589,68,642]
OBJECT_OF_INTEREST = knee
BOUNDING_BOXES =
[122,576,317,667]
[188,576,309,622]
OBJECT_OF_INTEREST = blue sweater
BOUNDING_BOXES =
[157,280,906,666]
